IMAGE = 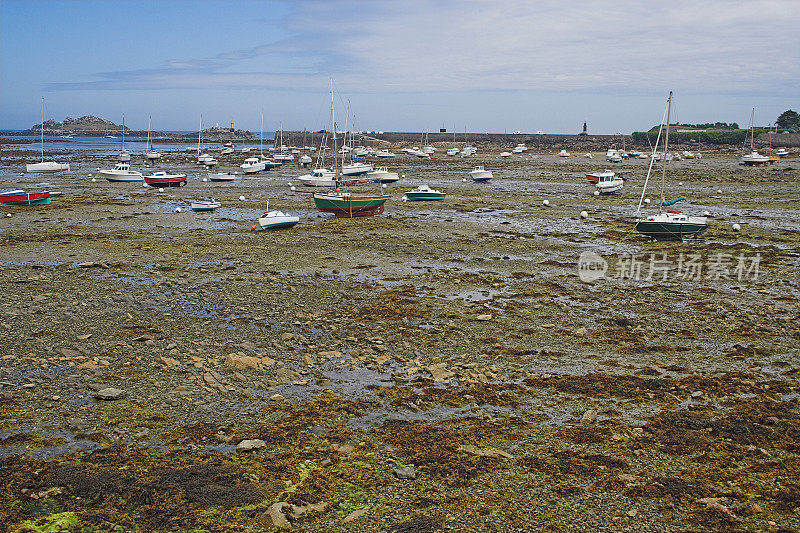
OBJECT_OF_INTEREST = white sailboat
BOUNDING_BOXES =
[241,112,268,173]
[739,108,769,166]
[26,97,70,173]
[274,122,294,163]
[117,115,131,162]
[145,116,161,160]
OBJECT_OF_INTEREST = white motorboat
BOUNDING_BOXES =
[595,174,624,194]
[586,169,615,183]
[145,117,161,160]
[376,149,396,158]
[558,149,570,157]
[275,153,294,163]
[628,150,642,158]
[100,162,143,181]
[202,157,218,167]
[118,149,131,162]
[367,167,399,183]
[605,149,622,163]
[584,153,593,158]
[461,146,477,157]
[257,203,299,230]
[299,168,337,187]
[413,150,430,158]
[208,172,236,182]
[241,146,253,153]
[446,148,460,156]
[299,154,313,165]
[500,151,512,158]
[422,145,436,154]
[241,156,266,174]
[220,147,235,155]
[198,152,214,163]
[469,165,493,182]
[342,161,372,175]
[776,148,790,158]
[28,97,70,171]
[512,144,527,153]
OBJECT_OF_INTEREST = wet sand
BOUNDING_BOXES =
[1,146,799,532]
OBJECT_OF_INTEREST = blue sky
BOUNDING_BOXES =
[1,0,798,133]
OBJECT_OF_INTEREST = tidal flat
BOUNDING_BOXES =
[1,146,799,532]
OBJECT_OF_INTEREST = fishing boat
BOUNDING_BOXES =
[595,174,624,194]
[405,185,445,201]
[776,148,790,158]
[26,98,70,173]
[145,117,161,160]
[740,108,770,166]
[0,189,51,206]
[144,171,187,187]
[208,172,236,182]
[512,143,527,153]
[299,154,313,166]
[558,149,570,157]
[100,162,144,181]
[469,165,493,182]
[605,148,622,163]
[311,78,388,217]
[258,202,300,230]
[191,200,221,212]
[500,151,511,158]
[300,168,337,187]
[201,157,218,167]
[446,148,460,156]
[368,167,399,183]
[634,91,708,242]
[585,169,615,183]
[241,156,266,174]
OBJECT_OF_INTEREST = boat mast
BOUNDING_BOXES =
[750,108,755,150]
[122,114,125,152]
[198,115,202,154]
[636,94,669,218]
[332,77,339,186]
[658,91,673,215]
[40,97,44,163]
[147,116,151,152]
[260,111,264,156]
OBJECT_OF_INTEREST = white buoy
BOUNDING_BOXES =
[6,213,11,218]
[402,174,406,178]
[88,174,93,178]
[644,198,651,204]
[462,178,467,182]
[202,177,207,182]
[732,223,741,231]
[287,182,293,187]
[402,196,408,202]
[580,210,588,218]
[703,211,710,217]
[381,183,386,189]
[239,195,245,201]
[593,190,600,196]
[678,181,683,186]
[158,188,165,193]
[91,178,96,183]
[717,189,722,194]
[290,186,296,192]
[175,207,182,213]
[543,200,550,206]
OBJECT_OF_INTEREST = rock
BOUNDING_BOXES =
[343,506,370,523]
[76,334,92,341]
[236,439,267,452]
[575,327,588,337]
[691,391,703,398]
[319,350,342,358]
[581,409,598,424]
[280,332,295,341]
[259,502,291,527]
[751,503,763,514]
[159,356,180,367]
[240,340,257,352]
[260,355,276,367]
[67,417,87,430]
[225,352,260,370]
[476,314,492,321]
[275,367,300,384]
[427,363,454,382]
[94,387,125,401]
[393,466,416,479]
[627,509,637,517]
[458,444,514,459]
[165,343,177,350]
[76,262,95,268]
[697,497,737,519]
[269,394,285,401]
[335,444,356,455]
[291,501,327,516]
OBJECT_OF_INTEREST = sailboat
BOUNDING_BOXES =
[197,115,214,163]
[118,115,130,162]
[241,112,268,174]
[274,122,294,163]
[298,132,337,187]
[634,92,708,242]
[145,116,161,160]
[26,98,70,173]
[739,108,769,166]
[312,79,389,217]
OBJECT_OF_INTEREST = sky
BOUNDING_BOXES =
[1,0,798,134]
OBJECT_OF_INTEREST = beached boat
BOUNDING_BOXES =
[405,185,445,201]
[311,78,388,218]
[144,171,187,187]
[299,168,337,187]
[585,169,615,183]
[208,172,236,182]
[145,117,161,160]
[446,148,460,156]
[191,200,221,212]
[26,98,70,173]
[117,115,131,161]
[342,161,373,175]
[100,162,143,181]
[595,174,624,194]
[258,205,299,230]
[558,149,570,157]
[605,149,622,163]
[367,167,399,183]
[241,156,266,174]
[500,151,511,158]
[376,149,395,158]
[469,165,493,182]
[776,148,790,158]
[201,157,218,167]
[740,108,770,166]
[634,92,708,242]
[299,154,313,165]
[0,189,51,206]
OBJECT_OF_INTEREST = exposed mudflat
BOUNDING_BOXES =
[1,146,799,532]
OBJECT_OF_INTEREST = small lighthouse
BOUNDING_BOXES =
[230,119,235,132]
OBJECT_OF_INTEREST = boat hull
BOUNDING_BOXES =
[313,194,388,217]
[406,192,445,201]
[258,219,299,230]
[635,220,709,241]
[144,177,187,187]
[0,191,51,206]
[26,162,70,173]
